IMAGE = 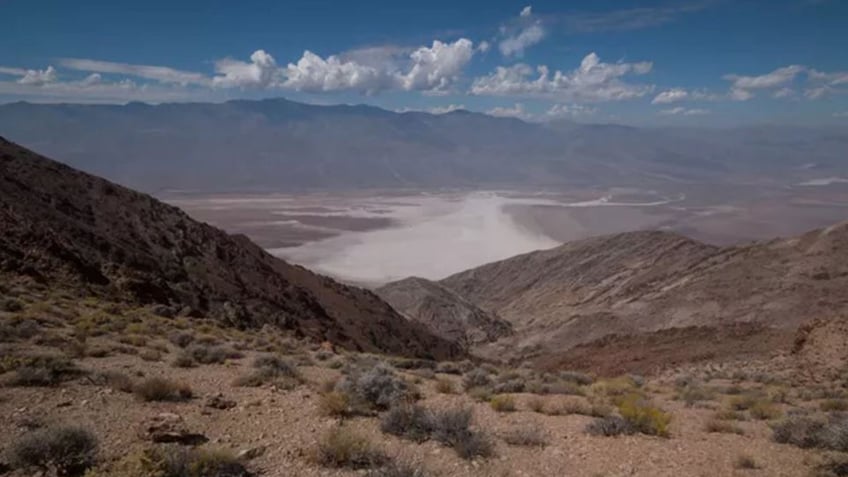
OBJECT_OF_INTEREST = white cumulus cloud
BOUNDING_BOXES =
[499,6,545,58]
[659,107,709,116]
[471,52,653,102]
[652,88,688,104]
[486,103,531,120]
[60,58,209,86]
[285,39,474,94]
[212,50,282,88]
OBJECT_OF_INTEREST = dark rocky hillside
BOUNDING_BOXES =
[376,276,512,348]
[0,137,463,359]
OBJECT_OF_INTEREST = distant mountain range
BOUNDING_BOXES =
[1,98,846,192]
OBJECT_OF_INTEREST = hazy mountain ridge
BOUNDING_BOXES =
[1,98,846,192]
[0,137,463,359]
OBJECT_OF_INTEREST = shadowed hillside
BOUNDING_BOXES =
[0,137,463,359]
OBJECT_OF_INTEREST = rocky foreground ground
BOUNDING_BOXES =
[2,280,848,477]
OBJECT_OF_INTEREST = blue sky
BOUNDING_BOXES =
[2,0,847,125]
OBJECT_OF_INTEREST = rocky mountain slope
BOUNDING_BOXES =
[0,137,462,359]
[387,224,848,363]
[376,276,512,347]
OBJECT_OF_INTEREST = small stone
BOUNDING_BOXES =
[237,445,266,461]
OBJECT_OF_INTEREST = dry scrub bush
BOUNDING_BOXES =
[134,377,192,401]
[502,425,548,447]
[489,394,516,412]
[705,419,744,435]
[316,426,387,469]
[6,425,97,476]
[234,355,301,388]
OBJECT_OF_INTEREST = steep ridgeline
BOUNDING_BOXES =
[376,276,512,348]
[403,225,848,364]
[0,138,463,359]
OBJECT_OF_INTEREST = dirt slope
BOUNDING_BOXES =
[435,226,848,362]
[0,137,462,359]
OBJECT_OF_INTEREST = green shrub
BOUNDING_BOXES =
[6,425,97,476]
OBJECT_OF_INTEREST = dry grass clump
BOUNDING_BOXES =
[0,318,40,342]
[380,403,434,443]
[429,408,493,460]
[714,409,747,421]
[168,331,195,348]
[5,425,98,476]
[490,394,516,412]
[133,377,193,402]
[526,396,546,413]
[735,454,759,469]
[434,377,456,394]
[139,349,162,362]
[677,384,716,407]
[467,386,492,402]
[821,399,848,412]
[175,344,243,367]
[365,461,429,477]
[316,425,387,469]
[559,370,594,386]
[502,425,548,447]
[750,401,782,420]
[772,414,848,451]
[91,446,249,477]
[234,355,302,388]
[586,416,634,436]
[88,370,134,393]
[3,354,84,387]
[462,367,492,391]
[705,419,745,435]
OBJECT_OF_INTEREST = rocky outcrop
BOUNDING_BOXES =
[377,277,512,348]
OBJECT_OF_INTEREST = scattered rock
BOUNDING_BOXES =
[150,304,175,318]
[206,393,237,410]
[237,445,266,461]
[139,413,208,446]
